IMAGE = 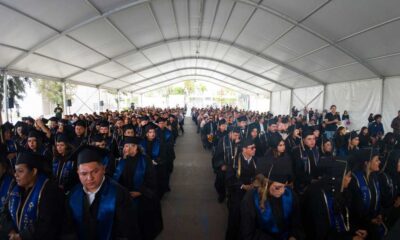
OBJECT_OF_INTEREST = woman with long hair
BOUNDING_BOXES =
[358,127,371,149]
[349,149,386,239]
[240,168,303,240]
[52,134,78,194]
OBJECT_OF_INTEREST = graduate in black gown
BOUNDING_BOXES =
[212,127,241,203]
[248,123,266,158]
[90,134,116,177]
[240,168,304,240]
[306,159,368,240]
[52,134,79,194]
[292,130,320,195]
[260,136,293,185]
[0,152,64,239]
[62,145,139,240]
[156,117,175,188]
[225,138,258,240]
[348,149,387,239]
[378,149,400,228]
[71,120,88,149]
[113,136,163,240]
[140,123,168,199]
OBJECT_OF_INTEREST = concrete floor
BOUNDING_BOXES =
[157,119,228,240]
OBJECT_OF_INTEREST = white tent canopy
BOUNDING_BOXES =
[1,0,399,129]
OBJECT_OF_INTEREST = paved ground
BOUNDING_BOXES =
[157,118,227,240]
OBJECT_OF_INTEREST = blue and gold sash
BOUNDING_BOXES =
[140,139,160,160]
[69,178,117,240]
[0,174,14,211]
[353,171,381,215]
[113,155,147,191]
[254,188,293,235]
[53,159,75,186]
[323,191,348,233]
[9,174,48,232]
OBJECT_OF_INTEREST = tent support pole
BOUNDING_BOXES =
[2,71,9,123]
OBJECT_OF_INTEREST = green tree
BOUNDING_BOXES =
[183,80,195,95]
[0,75,30,123]
[35,79,75,105]
[197,83,207,94]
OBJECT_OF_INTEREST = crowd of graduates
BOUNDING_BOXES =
[0,107,185,240]
[193,105,400,240]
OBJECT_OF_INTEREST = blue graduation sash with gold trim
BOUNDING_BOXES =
[253,188,293,236]
[69,178,117,240]
[9,174,48,232]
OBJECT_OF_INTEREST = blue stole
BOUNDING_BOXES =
[6,140,17,153]
[353,171,381,215]
[9,174,48,232]
[53,158,75,186]
[0,174,14,211]
[323,191,347,233]
[253,188,293,236]
[157,128,171,142]
[140,139,160,160]
[102,155,110,167]
[113,155,147,192]
[69,178,117,240]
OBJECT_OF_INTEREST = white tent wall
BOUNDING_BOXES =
[271,90,291,115]
[382,76,400,133]
[249,95,270,113]
[292,86,324,113]
[324,78,383,131]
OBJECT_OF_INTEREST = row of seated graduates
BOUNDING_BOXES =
[191,106,400,240]
[0,107,182,240]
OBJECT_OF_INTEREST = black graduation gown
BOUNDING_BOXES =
[240,189,304,240]
[62,177,140,240]
[305,182,355,240]
[292,146,320,194]
[158,128,175,176]
[117,155,163,240]
[225,154,258,240]
[348,172,383,240]
[71,135,88,149]
[1,180,64,239]
[259,150,293,184]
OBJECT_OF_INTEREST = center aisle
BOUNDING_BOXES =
[157,118,228,240]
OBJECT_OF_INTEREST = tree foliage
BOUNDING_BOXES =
[35,79,75,105]
[0,75,30,111]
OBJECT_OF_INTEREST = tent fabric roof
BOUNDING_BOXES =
[0,0,399,94]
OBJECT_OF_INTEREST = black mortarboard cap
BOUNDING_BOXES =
[266,164,291,184]
[123,124,135,132]
[237,115,247,122]
[267,118,277,125]
[123,136,142,145]
[232,126,241,134]
[99,121,109,128]
[56,134,69,143]
[49,117,59,122]
[16,151,43,170]
[270,134,283,149]
[139,116,150,121]
[1,122,14,131]
[91,134,106,143]
[144,122,158,133]
[58,119,69,126]
[27,130,41,139]
[241,138,255,148]
[74,120,86,127]
[356,148,380,163]
[76,145,106,166]
[156,117,167,123]
[218,119,227,125]
[302,129,314,139]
